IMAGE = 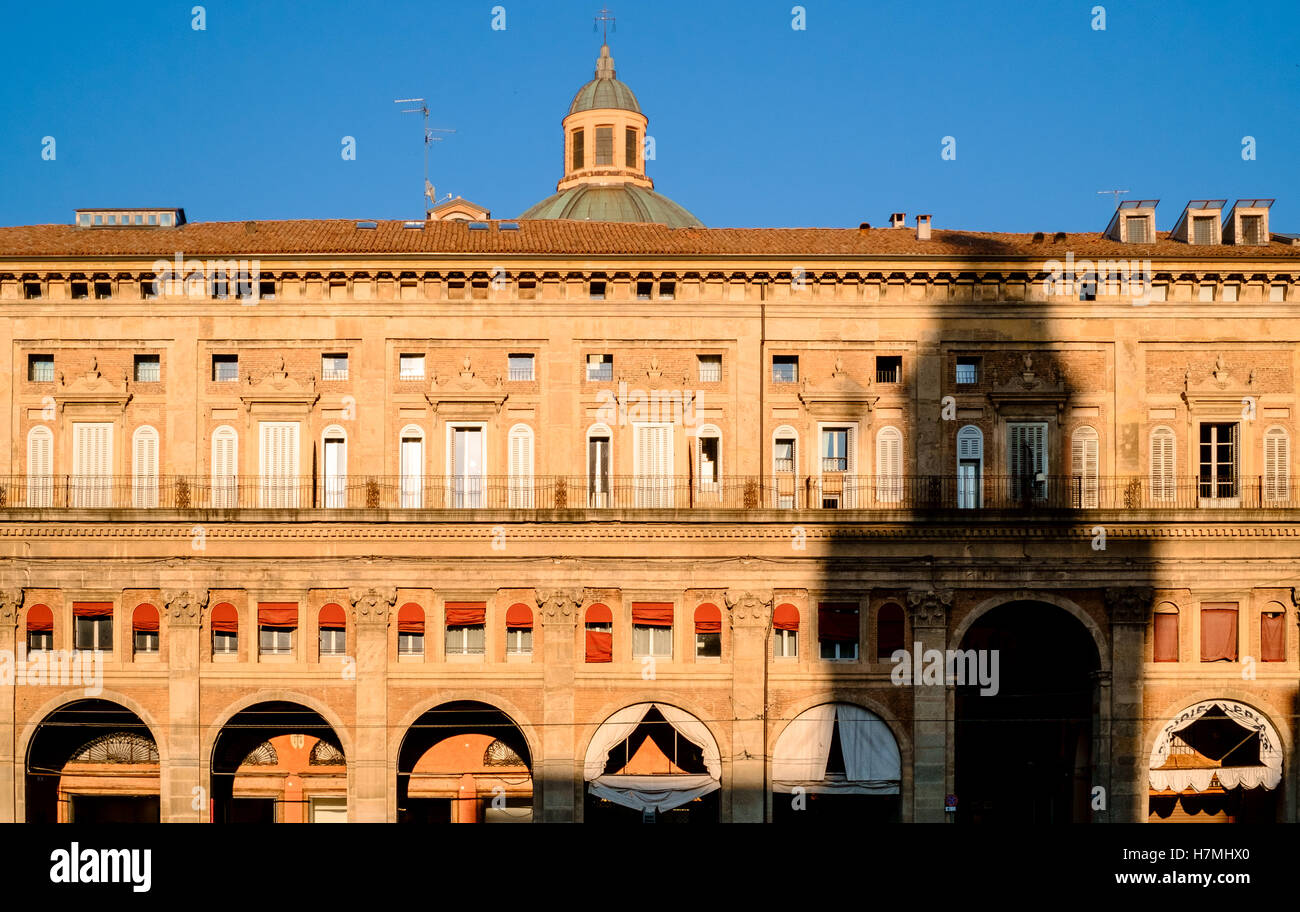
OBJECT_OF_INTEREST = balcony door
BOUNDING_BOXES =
[957,425,983,509]
[588,432,611,507]
[449,425,485,508]
[322,431,346,508]
[1198,422,1239,507]
[72,422,113,507]
[1007,422,1048,503]
[400,432,423,508]
[634,423,673,507]
[258,421,300,508]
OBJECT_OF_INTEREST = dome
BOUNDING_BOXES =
[520,183,703,228]
[568,44,641,114]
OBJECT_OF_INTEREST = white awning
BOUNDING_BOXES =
[583,702,722,781]
[1149,700,1283,793]
[772,703,901,794]
[588,774,720,813]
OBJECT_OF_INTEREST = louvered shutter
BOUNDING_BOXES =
[1230,422,1241,499]
[260,422,300,508]
[1071,428,1099,507]
[957,426,982,509]
[1150,428,1175,502]
[1009,423,1047,501]
[132,428,159,508]
[73,422,113,507]
[212,427,237,508]
[876,428,902,503]
[636,424,672,507]
[27,428,53,507]
[509,428,534,508]
[1264,429,1290,502]
[843,424,858,507]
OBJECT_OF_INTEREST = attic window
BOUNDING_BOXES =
[589,280,607,300]
[499,221,519,231]
[1241,215,1264,246]
[1126,216,1150,243]
[94,281,112,299]
[636,281,653,300]
[402,221,424,229]
[468,221,489,230]
[355,220,377,229]
[258,279,276,299]
[23,282,41,299]
[71,281,89,299]
[658,281,676,300]
[1192,216,1216,245]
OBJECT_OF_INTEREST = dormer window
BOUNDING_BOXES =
[1104,199,1158,243]
[1241,215,1263,245]
[1222,199,1273,246]
[1192,216,1216,245]
[1125,215,1150,243]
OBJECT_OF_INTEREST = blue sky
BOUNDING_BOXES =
[1,0,1297,231]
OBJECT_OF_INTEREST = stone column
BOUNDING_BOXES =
[1106,587,1152,823]
[349,587,395,822]
[163,589,205,822]
[536,589,582,822]
[724,589,773,822]
[0,590,21,823]
[906,588,952,822]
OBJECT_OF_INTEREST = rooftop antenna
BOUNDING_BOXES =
[394,97,456,214]
[1098,189,1130,207]
[594,6,616,44]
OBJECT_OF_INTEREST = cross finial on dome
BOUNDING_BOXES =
[594,6,616,45]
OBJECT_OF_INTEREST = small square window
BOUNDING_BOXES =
[77,213,91,226]
[212,355,238,382]
[160,213,173,226]
[134,630,159,654]
[319,628,346,657]
[140,278,159,299]
[258,279,276,300]
[956,357,980,385]
[508,353,535,381]
[94,281,112,300]
[1126,216,1150,244]
[587,354,613,382]
[697,354,722,383]
[93,215,103,226]
[1241,215,1264,246]
[399,354,425,380]
[213,631,238,654]
[876,356,902,384]
[695,631,721,658]
[28,355,54,383]
[259,626,294,655]
[636,281,653,300]
[658,281,676,300]
[211,277,229,299]
[518,280,537,300]
[147,214,158,225]
[1269,285,1286,302]
[322,354,349,381]
[23,282,41,300]
[772,355,798,383]
[1191,216,1216,245]
[589,280,607,300]
[134,355,161,382]
[71,281,89,299]
[1198,285,1215,302]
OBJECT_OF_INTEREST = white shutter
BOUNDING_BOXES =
[73,422,113,507]
[635,424,673,507]
[259,421,300,508]
[323,435,346,508]
[211,427,237,508]
[27,428,53,507]
[844,424,858,507]
[1071,427,1099,507]
[509,426,534,508]
[1150,427,1175,502]
[400,435,423,508]
[876,427,903,503]
[132,427,159,507]
[1264,429,1290,502]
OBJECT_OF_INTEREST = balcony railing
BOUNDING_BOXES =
[2,474,1297,511]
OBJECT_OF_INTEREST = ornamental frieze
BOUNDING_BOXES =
[349,587,397,627]
[906,588,953,628]
[164,589,208,626]
[723,590,772,628]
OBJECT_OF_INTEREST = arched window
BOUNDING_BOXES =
[956,425,983,508]
[1153,603,1179,662]
[875,426,903,503]
[211,426,238,508]
[321,425,347,508]
[772,425,798,508]
[1262,602,1286,663]
[773,603,799,657]
[696,424,722,499]
[876,603,905,659]
[399,425,424,508]
[211,602,238,656]
[585,603,613,663]
[1150,426,1176,503]
[506,603,533,656]
[26,426,53,507]
[132,603,159,654]
[1263,426,1291,503]
[586,423,612,508]
[132,426,159,508]
[397,603,424,655]
[319,603,346,656]
[1071,426,1100,508]
[508,424,535,508]
[694,603,721,658]
[26,604,53,652]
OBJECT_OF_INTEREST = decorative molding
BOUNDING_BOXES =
[427,355,508,416]
[1105,586,1154,626]
[71,732,159,765]
[240,741,279,766]
[56,357,132,414]
[906,588,953,627]
[309,739,345,765]
[240,357,319,413]
[164,589,208,626]
[0,589,22,627]
[797,356,878,417]
[349,587,396,627]
[723,590,773,628]
[1181,354,1258,413]
[536,589,584,625]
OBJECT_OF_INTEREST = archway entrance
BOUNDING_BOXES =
[26,700,160,823]
[583,703,721,823]
[1148,701,1283,823]
[954,601,1100,823]
[397,701,533,823]
[210,701,346,823]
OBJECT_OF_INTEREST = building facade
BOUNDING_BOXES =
[0,44,1298,824]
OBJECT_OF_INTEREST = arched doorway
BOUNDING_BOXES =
[1148,700,1283,823]
[26,699,160,823]
[954,601,1100,823]
[397,701,533,823]
[583,703,721,823]
[771,702,901,823]
[210,701,346,823]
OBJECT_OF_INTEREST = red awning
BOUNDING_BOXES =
[632,603,674,627]
[26,604,53,632]
[258,603,298,627]
[132,604,159,632]
[319,603,346,630]
[73,602,113,617]
[586,603,612,625]
[1262,612,1285,663]
[211,603,238,633]
[876,603,905,656]
[398,603,424,634]
[586,630,613,663]
[773,603,799,632]
[694,603,721,634]
[1154,612,1179,662]
[818,605,859,642]
[506,603,533,629]
[445,602,486,626]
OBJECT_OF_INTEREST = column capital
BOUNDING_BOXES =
[164,589,208,627]
[536,590,584,626]
[349,587,397,628]
[723,590,773,628]
[0,590,23,628]
[906,588,953,628]
[1105,587,1153,626]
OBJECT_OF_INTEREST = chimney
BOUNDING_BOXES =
[889,212,906,229]
[915,214,932,241]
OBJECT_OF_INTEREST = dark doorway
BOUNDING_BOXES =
[228,797,277,823]
[68,795,160,823]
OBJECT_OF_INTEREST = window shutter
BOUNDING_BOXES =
[957,427,982,461]
[260,422,300,507]
[27,428,53,507]
[876,427,902,502]
[509,427,534,508]
[132,427,159,507]
[73,423,113,507]
[1150,428,1175,501]
[212,427,237,507]
[1230,422,1240,497]
[1071,428,1099,507]
[1264,429,1289,501]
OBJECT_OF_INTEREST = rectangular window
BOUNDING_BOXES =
[774,628,798,657]
[1148,285,1168,302]
[658,281,676,300]
[321,353,348,381]
[774,437,795,474]
[259,627,293,655]
[134,354,160,382]
[213,631,238,654]
[508,353,535,381]
[445,625,486,656]
[75,616,113,651]
[1198,422,1238,501]
[589,280,606,300]
[398,632,424,656]
[1008,422,1049,501]
[212,355,238,382]
[818,604,859,660]
[1200,603,1238,662]
[506,628,533,655]
[571,129,584,169]
[211,276,229,299]
[319,628,346,657]
[632,625,672,658]
[625,127,638,168]
[399,354,425,379]
[636,280,653,300]
[92,281,111,299]
[1270,285,1286,302]
[71,281,89,299]
[1126,215,1149,243]
[588,435,610,507]
[955,357,980,385]
[772,355,798,383]
[697,354,722,383]
[587,354,613,382]
[134,630,159,654]
[1198,284,1215,302]
[876,356,902,384]
[1241,215,1263,245]
[1153,612,1179,662]
[258,279,276,300]
[695,629,721,658]
[71,422,113,507]
[28,630,53,652]
[23,282,41,299]
[1223,284,1239,302]
[821,427,849,472]
[595,126,613,165]
[28,355,54,382]
[1192,216,1215,245]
